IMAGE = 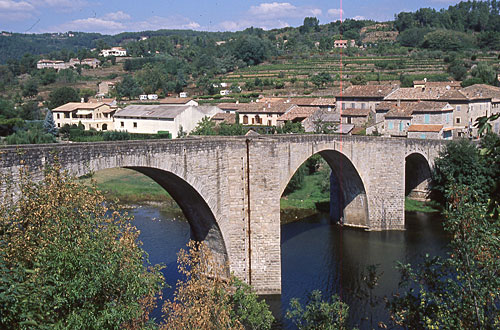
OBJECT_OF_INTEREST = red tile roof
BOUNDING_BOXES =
[339,84,397,98]
[408,124,443,132]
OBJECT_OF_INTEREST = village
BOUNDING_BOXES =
[51,79,500,140]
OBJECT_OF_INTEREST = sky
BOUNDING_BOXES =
[0,0,465,35]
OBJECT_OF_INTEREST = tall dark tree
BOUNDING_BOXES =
[48,87,79,109]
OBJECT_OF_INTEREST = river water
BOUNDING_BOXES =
[130,206,449,329]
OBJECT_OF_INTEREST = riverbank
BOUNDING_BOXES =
[405,197,440,213]
[80,168,439,223]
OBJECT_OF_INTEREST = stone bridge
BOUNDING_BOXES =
[0,135,447,294]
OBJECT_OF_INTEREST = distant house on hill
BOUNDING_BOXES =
[99,47,127,57]
[334,39,355,48]
[80,58,100,68]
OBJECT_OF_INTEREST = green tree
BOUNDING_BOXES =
[286,290,349,330]
[116,75,143,100]
[190,116,217,136]
[48,86,79,109]
[43,110,57,136]
[431,139,496,205]
[300,17,320,33]
[389,131,500,329]
[22,78,38,98]
[0,164,164,328]
[350,75,367,85]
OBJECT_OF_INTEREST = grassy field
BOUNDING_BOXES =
[280,172,330,210]
[79,168,174,205]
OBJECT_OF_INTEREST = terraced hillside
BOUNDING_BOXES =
[224,53,499,88]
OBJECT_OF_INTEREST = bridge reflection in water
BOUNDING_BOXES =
[132,205,448,329]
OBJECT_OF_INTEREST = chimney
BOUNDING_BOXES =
[397,99,401,107]
[81,98,85,103]
[268,103,271,108]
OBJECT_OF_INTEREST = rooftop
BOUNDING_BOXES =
[52,102,107,112]
[408,124,444,132]
[211,112,236,124]
[278,106,319,122]
[339,84,397,98]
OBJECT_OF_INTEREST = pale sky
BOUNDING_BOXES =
[0,0,463,34]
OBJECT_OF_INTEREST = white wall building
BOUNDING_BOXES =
[113,105,221,138]
[99,47,127,57]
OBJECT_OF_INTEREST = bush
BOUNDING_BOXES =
[0,164,164,328]
[286,290,349,330]
[103,130,131,141]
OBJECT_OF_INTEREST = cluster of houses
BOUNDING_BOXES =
[51,81,500,140]
[36,58,100,70]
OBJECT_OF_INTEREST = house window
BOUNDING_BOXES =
[456,105,461,112]
[133,122,137,128]
[268,120,272,126]
[388,121,394,130]
[444,130,452,139]
[399,121,403,132]
[243,115,248,124]
[347,117,352,124]
[65,113,70,119]
[456,117,461,124]
[57,123,60,128]
[57,113,60,119]
[342,103,346,110]
[121,121,124,128]
[424,114,430,124]
[351,103,355,109]
[361,103,366,109]
[446,113,450,124]
[251,118,255,124]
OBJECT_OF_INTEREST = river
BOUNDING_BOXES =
[130,205,449,329]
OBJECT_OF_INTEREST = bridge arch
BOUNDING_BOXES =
[280,148,369,228]
[73,161,230,269]
[405,152,432,201]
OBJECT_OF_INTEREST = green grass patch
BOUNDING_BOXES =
[280,172,329,210]
[80,168,177,206]
[405,197,440,213]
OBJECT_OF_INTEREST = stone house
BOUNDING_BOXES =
[277,106,320,127]
[52,102,115,131]
[80,58,100,68]
[237,103,296,126]
[113,105,221,138]
[337,84,398,113]
[340,108,373,127]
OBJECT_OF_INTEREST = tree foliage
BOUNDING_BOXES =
[160,241,273,330]
[48,86,79,109]
[286,290,349,330]
[0,163,164,329]
[389,130,500,329]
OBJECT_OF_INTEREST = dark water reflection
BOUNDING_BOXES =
[131,206,448,329]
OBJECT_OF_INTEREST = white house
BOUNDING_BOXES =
[99,47,127,57]
[113,105,221,138]
[220,90,230,96]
